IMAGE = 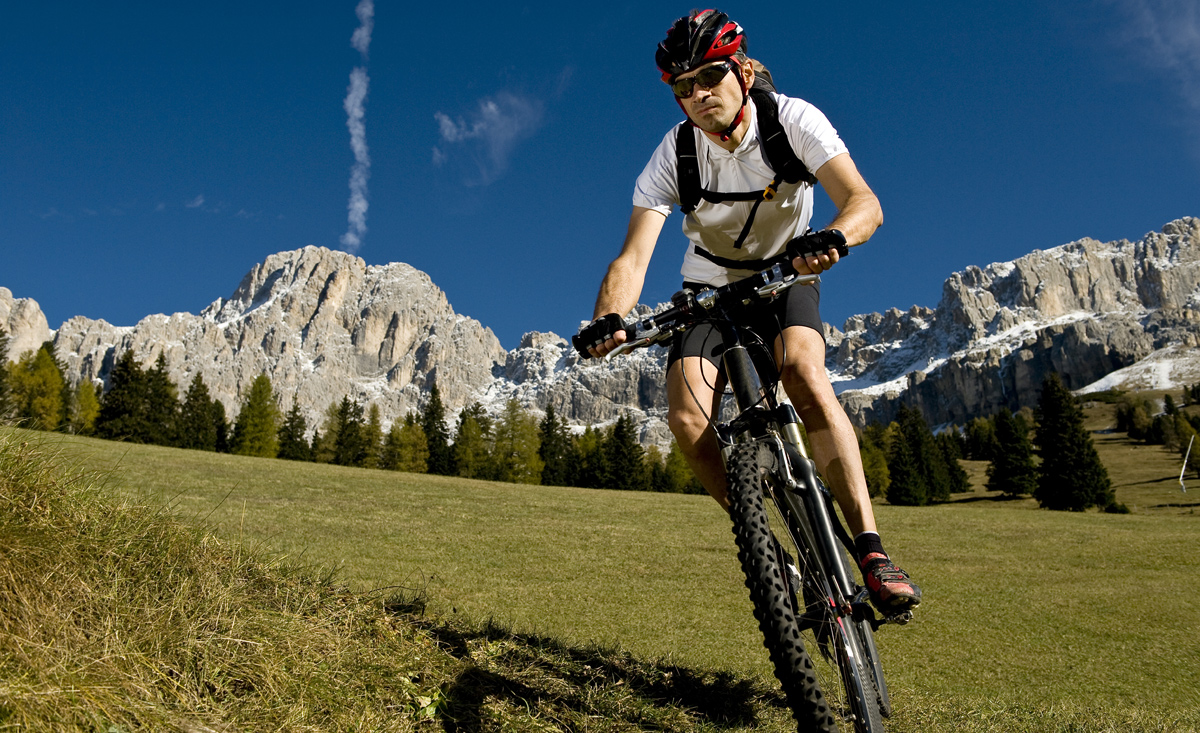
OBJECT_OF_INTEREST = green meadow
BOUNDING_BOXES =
[22,412,1199,732]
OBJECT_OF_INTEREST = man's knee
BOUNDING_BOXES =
[780,360,828,408]
[668,405,710,448]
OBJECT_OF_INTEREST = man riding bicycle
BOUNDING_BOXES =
[574,9,920,615]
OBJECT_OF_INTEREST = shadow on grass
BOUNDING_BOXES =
[390,605,774,731]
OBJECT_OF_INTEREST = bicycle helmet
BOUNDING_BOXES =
[656,9,749,141]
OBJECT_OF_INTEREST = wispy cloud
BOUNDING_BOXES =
[350,0,374,57]
[340,0,374,254]
[1108,0,1200,111]
[185,194,205,208]
[432,92,545,186]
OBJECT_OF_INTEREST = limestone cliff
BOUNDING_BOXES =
[47,247,506,431]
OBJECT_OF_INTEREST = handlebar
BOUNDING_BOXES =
[605,248,826,359]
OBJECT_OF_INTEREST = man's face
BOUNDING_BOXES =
[675,58,753,135]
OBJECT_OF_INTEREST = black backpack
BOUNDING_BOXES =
[675,74,817,269]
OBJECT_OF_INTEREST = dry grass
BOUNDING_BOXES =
[0,432,792,732]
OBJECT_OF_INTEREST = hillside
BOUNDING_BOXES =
[8,416,1198,732]
[0,431,795,732]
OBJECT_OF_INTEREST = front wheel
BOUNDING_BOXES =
[726,441,884,733]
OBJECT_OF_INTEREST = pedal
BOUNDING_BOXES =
[885,610,913,626]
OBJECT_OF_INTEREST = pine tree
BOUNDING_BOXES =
[602,415,645,491]
[143,354,180,446]
[67,380,100,435]
[1034,373,1114,511]
[9,346,65,431]
[985,408,1038,496]
[964,415,1000,461]
[332,396,366,466]
[896,405,952,503]
[573,426,604,489]
[453,403,492,479]
[362,404,383,469]
[422,383,454,475]
[41,340,72,430]
[96,350,152,442]
[885,418,928,506]
[213,400,230,453]
[491,398,543,484]
[0,326,11,421]
[276,402,312,461]
[179,374,219,451]
[938,430,972,493]
[663,439,705,494]
[859,423,891,498]
[387,411,429,473]
[231,374,280,458]
[537,404,573,487]
[311,401,341,464]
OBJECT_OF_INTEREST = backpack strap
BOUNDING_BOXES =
[675,121,702,215]
[674,74,817,252]
[748,81,817,187]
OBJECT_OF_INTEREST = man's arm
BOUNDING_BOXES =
[792,152,883,275]
[587,205,668,357]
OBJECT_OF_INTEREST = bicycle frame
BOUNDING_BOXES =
[720,324,861,590]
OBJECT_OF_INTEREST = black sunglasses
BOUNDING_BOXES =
[671,61,737,99]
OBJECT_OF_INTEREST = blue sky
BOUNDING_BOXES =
[2,1,1198,349]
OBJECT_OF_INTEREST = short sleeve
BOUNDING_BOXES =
[774,94,849,176]
[632,127,680,215]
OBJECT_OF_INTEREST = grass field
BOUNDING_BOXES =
[23,405,1199,732]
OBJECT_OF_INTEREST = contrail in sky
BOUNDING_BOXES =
[340,0,374,253]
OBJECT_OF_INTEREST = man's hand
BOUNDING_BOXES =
[572,313,627,359]
[787,228,847,277]
[792,247,840,276]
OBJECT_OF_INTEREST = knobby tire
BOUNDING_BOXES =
[726,441,885,733]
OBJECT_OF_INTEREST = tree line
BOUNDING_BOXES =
[858,374,1130,512]
[5,329,1184,507]
[0,334,703,493]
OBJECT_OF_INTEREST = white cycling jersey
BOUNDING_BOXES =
[633,92,848,286]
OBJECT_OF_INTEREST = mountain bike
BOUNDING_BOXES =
[606,243,910,732]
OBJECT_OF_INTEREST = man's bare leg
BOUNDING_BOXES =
[774,324,920,611]
[774,325,875,536]
[666,356,728,508]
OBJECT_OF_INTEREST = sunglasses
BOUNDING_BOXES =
[671,61,737,99]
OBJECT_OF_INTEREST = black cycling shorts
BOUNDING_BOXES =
[666,278,823,372]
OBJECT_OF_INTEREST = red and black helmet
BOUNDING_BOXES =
[655,9,746,82]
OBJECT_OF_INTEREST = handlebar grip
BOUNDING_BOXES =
[786,229,849,260]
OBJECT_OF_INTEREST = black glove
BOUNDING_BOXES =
[786,228,848,260]
[572,313,625,359]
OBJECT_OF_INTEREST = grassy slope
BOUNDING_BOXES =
[0,432,797,732]
[9,398,1200,732]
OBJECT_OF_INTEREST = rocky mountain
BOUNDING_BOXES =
[8,247,506,435]
[2,218,1197,440]
[825,216,1200,426]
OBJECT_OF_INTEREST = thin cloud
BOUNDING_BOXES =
[351,0,374,57]
[185,194,205,208]
[432,92,545,186]
[340,0,373,254]
[1109,0,1200,111]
